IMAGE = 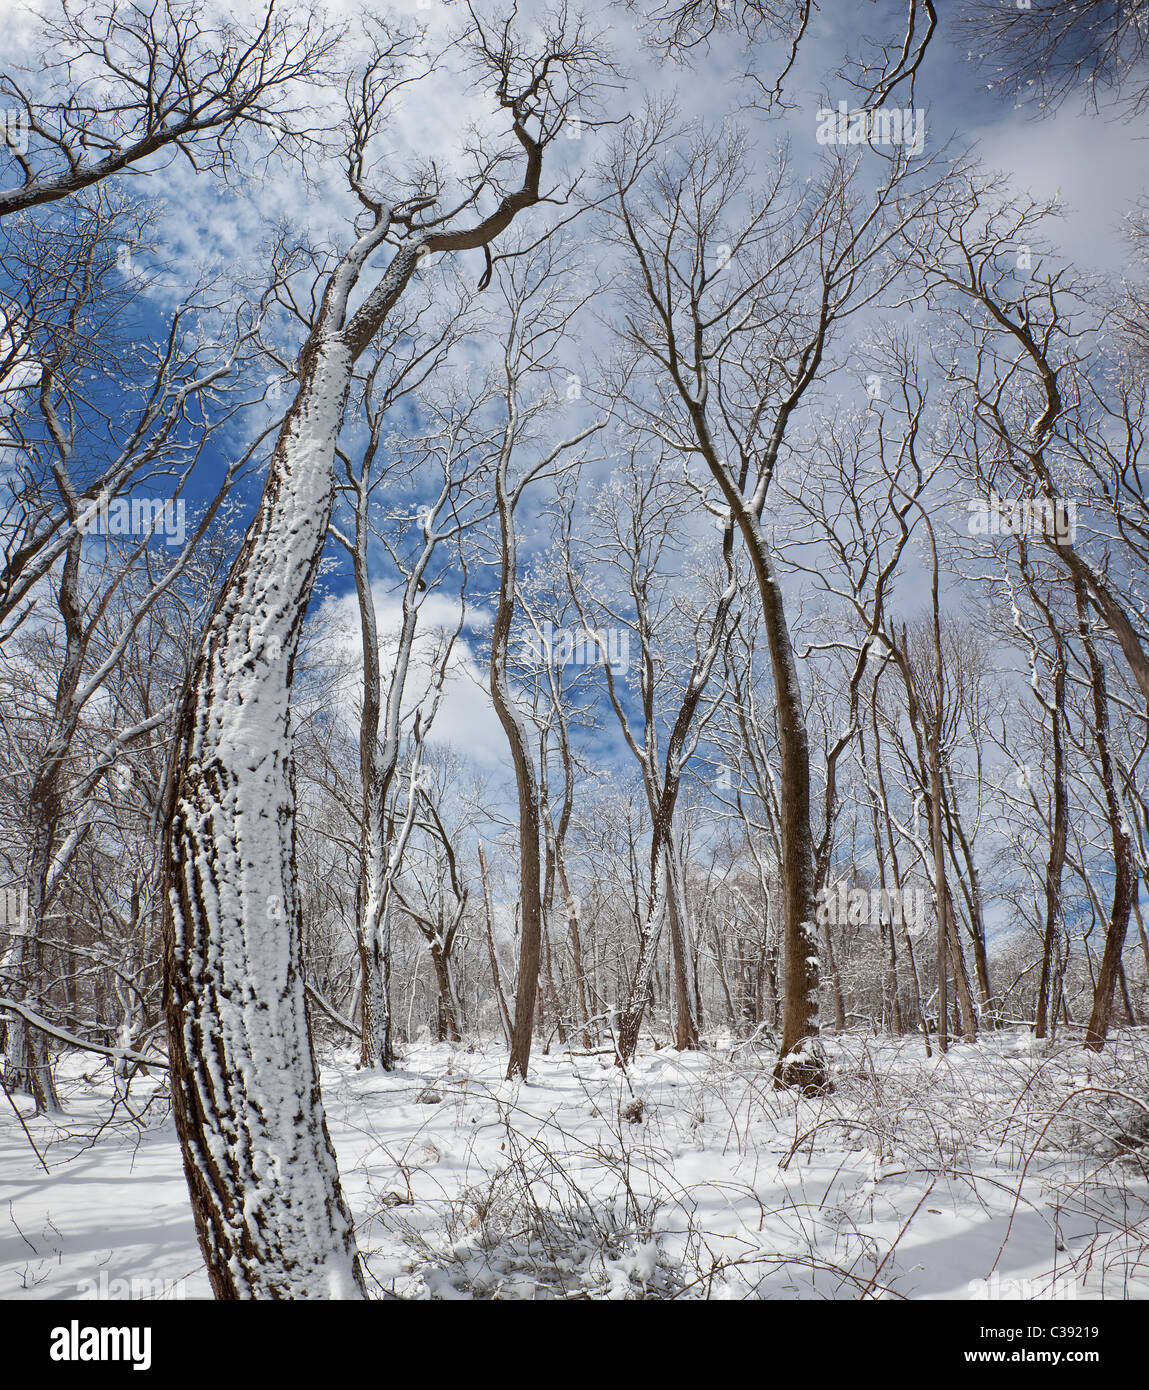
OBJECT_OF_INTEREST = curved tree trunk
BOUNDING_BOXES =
[1077,581,1136,1050]
[160,53,557,1284]
[162,226,423,1300]
[616,844,672,1064]
[163,332,369,1300]
[1036,655,1068,1039]
[665,845,700,1051]
[682,404,825,1090]
[490,474,544,1081]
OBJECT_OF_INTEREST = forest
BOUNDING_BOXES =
[0,0,1147,1318]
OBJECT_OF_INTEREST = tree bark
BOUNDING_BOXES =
[491,470,545,1080]
[1076,581,1136,1050]
[1036,653,1068,1039]
[164,331,370,1299]
[161,59,558,1287]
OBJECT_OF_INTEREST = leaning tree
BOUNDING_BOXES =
[162,5,612,1298]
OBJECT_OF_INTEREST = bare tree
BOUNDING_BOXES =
[393,774,472,1044]
[775,335,931,1033]
[564,445,738,1062]
[629,0,937,111]
[1073,577,1137,1049]
[0,194,258,640]
[482,239,606,1080]
[907,176,1149,709]
[329,283,474,1069]
[880,528,980,1050]
[960,0,1149,117]
[598,110,937,1089]
[0,0,340,219]
[0,237,252,1108]
[162,8,612,1295]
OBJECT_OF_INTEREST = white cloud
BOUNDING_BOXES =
[0,301,41,402]
[310,583,508,769]
[970,108,1149,274]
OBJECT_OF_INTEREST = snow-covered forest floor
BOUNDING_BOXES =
[3,1030,1147,1302]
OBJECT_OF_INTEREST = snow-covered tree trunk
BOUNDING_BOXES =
[1036,645,1068,1039]
[163,329,370,1300]
[1,521,86,1111]
[490,461,545,1081]
[350,460,392,1071]
[867,791,904,1036]
[726,503,824,1091]
[616,854,671,1064]
[159,14,609,1284]
[479,843,513,1044]
[555,850,592,1050]
[664,839,700,1050]
[162,194,425,1294]
[347,458,455,1069]
[9,838,62,1112]
[357,880,391,1069]
[1076,578,1135,1050]
[429,939,462,1043]
[2,920,60,1113]
[613,796,700,1064]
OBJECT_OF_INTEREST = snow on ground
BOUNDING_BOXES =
[2,1029,1147,1300]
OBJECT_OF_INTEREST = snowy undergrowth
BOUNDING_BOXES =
[332,1028,1149,1300]
[1,1029,1146,1300]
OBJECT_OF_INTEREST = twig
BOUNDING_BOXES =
[0,1071,50,1174]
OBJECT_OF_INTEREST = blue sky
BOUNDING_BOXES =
[2,0,1144,940]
